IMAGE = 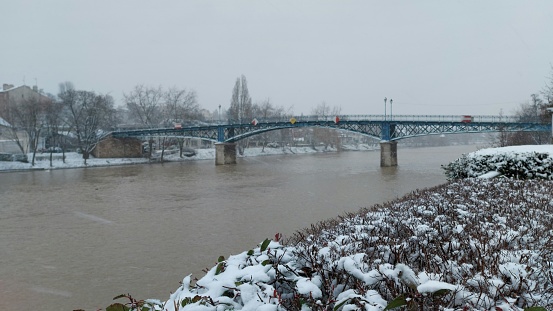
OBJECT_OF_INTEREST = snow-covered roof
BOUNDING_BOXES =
[0,84,25,93]
[0,116,11,127]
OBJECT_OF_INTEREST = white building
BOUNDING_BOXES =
[0,84,51,154]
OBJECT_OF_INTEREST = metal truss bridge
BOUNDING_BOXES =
[111,114,551,143]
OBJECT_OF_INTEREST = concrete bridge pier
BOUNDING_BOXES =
[380,141,398,167]
[215,142,237,165]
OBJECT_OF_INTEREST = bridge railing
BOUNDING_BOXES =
[234,114,522,124]
[114,114,526,131]
[338,114,522,123]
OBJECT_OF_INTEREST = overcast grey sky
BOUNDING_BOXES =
[2,0,552,116]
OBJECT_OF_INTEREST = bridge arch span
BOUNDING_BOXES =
[224,123,382,143]
[111,115,551,166]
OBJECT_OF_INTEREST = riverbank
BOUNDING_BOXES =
[4,144,552,310]
[105,145,553,311]
[0,144,376,172]
[1,145,472,311]
[143,178,553,311]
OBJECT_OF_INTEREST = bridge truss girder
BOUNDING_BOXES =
[111,120,551,143]
[229,120,551,142]
[388,121,550,141]
[225,121,388,142]
[112,126,220,142]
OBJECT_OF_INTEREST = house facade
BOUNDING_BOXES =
[0,83,52,120]
[0,84,52,153]
[0,116,29,153]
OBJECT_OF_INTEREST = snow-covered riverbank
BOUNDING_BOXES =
[0,144,376,172]
[99,145,553,311]
[5,144,553,310]
[111,178,553,311]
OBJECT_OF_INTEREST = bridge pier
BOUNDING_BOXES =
[215,142,237,165]
[380,141,398,167]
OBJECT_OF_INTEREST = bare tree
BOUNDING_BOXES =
[58,81,75,95]
[124,85,164,127]
[7,96,48,165]
[228,75,253,153]
[251,98,292,151]
[229,75,252,123]
[311,102,342,149]
[505,94,550,145]
[1,101,27,156]
[542,65,553,106]
[60,88,115,164]
[43,99,66,166]
[491,109,509,147]
[162,87,199,126]
[311,101,341,119]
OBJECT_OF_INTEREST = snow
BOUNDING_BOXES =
[0,116,11,127]
[417,281,457,294]
[296,277,323,298]
[0,152,150,172]
[477,171,501,179]
[443,144,553,180]
[471,145,553,156]
[0,144,376,172]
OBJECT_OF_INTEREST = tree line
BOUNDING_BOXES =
[494,68,553,147]
[1,75,315,165]
[3,69,552,166]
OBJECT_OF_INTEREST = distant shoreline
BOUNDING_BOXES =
[0,144,380,173]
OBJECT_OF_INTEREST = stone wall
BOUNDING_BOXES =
[92,136,142,158]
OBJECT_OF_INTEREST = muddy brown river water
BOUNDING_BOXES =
[0,145,479,310]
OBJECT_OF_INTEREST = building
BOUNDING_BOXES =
[0,84,52,153]
[0,83,52,120]
[0,116,29,153]
[91,135,143,158]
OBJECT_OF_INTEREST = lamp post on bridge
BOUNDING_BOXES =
[390,98,393,121]
[218,105,221,124]
[380,97,397,167]
[384,97,387,121]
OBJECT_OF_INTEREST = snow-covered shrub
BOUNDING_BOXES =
[286,179,553,310]
[442,150,553,180]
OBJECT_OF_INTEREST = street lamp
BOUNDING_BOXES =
[384,97,387,121]
[390,99,393,121]
[218,105,221,124]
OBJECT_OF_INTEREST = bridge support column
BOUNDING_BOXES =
[380,141,398,167]
[215,143,237,165]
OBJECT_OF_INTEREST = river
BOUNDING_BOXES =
[0,145,478,310]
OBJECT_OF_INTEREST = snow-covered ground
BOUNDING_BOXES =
[0,144,376,172]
